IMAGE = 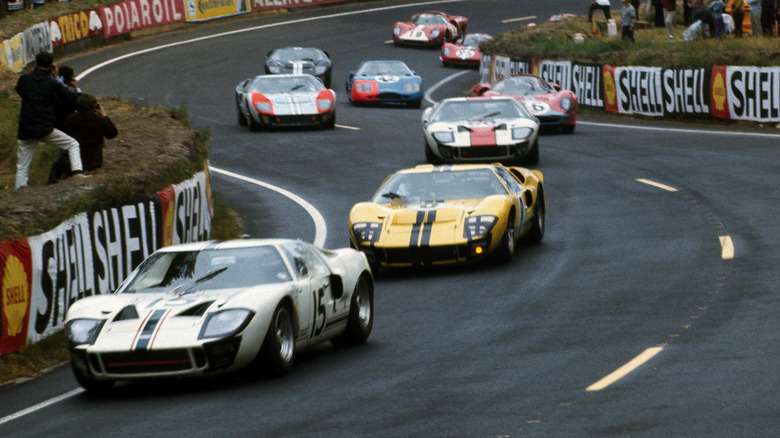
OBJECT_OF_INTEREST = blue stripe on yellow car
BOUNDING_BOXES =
[409,210,426,247]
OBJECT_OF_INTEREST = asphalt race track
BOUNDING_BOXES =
[1,1,778,436]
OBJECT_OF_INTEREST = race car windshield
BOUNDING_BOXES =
[250,76,320,93]
[374,169,508,203]
[492,76,554,95]
[461,34,491,46]
[271,48,327,62]
[432,100,526,122]
[411,14,448,25]
[119,246,292,293]
[357,62,413,76]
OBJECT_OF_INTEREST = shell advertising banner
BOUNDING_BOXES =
[0,170,212,355]
[185,0,250,22]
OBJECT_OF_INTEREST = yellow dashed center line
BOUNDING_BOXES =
[719,235,734,259]
[502,16,536,23]
[586,346,664,391]
[637,178,678,192]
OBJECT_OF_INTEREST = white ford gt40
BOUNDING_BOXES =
[64,238,374,391]
[422,96,540,165]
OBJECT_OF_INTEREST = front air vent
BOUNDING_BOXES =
[178,301,215,317]
[113,305,139,321]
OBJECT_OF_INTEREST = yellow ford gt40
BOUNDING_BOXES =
[349,163,544,271]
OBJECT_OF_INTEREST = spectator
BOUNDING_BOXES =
[663,0,678,37]
[710,0,726,39]
[747,0,762,35]
[761,0,776,34]
[685,0,693,24]
[56,65,80,93]
[49,94,119,183]
[622,0,637,41]
[731,0,745,37]
[588,0,612,21]
[15,52,83,189]
[653,0,665,26]
[690,0,710,23]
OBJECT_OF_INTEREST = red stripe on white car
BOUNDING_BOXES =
[469,126,497,146]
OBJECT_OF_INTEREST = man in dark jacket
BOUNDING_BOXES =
[15,52,83,189]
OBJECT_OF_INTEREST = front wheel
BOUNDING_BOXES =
[257,304,295,377]
[561,123,575,134]
[494,224,515,264]
[71,360,114,392]
[526,187,545,244]
[237,105,247,126]
[332,275,374,347]
[425,141,441,164]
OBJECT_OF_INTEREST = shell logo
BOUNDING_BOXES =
[604,70,617,106]
[712,71,727,112]
[2,255,30,337]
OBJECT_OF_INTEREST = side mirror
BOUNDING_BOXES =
[421,107,433,123]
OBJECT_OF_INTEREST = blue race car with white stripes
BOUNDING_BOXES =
[235,74,336,130]
[64,238,374,391]
[345,60,423,108]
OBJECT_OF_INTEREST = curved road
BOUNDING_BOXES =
[1,1,778,436]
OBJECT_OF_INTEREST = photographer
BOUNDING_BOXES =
[48,94,118,183]
[15,52,83,189]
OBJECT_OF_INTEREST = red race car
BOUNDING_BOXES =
[440,33,491,67]
[392,11,468,47]
[471,74,577,134]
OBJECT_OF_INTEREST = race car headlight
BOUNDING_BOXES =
[403,82,421,93]
[432,131,454,143]
[560,97,574,112]
[352,222,382,245]
[317,99,333,111]
[254,102,272,113]
[442,47,451,57]
[394,27,401,36]
[66,318,105,346]
[463,215,498,239]
[512,127,533,140]
[355,83,373,92]
[200,309,254,340]
[314,66,328,75]
[430,30,441,39]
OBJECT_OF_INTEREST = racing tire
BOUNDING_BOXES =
[324,112,336,129]
[525,186,545,244]
[258,304,295,377]
[332,275,374,347]
[247,114,263,132]
[237,106,247,126]
[524,139,539,165]
[561,124,575,134]
[408,99,422,109]
[425,141,441,164]
[495,223,516,264]
[71,360,114,392]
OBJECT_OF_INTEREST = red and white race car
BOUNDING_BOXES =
[470,74,577,134]
[440,33,491,67]
[392,11,468,47]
